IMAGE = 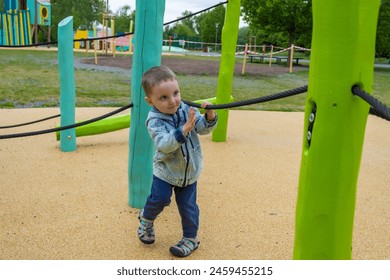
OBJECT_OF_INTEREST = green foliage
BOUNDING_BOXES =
[237,26,251,45]
[178,10,198,35]
[242,0,312,48]
[50,0,106,42]
[49,0,135,41]
[164,11,198,41]
[376,0,390,58]
[199,5,225,43]
[163,6,225,44]
[164,11,198,40]
[114,5,135,33]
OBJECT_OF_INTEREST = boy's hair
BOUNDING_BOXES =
[142,66,176,96]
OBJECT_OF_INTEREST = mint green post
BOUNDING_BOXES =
[293,0,380,259]
[128,0,165,208]
[58,16,76,152]
[212,0,241,142]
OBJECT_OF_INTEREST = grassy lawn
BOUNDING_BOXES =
[0,49,389,112]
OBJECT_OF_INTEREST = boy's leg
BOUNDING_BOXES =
[138,176,173,244]
[143,176,173,220]
[174,181,199,238]
[169,182,200,257]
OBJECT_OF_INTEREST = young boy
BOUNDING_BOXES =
[137,66,218,257]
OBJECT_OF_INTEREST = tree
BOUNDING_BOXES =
[50,0,106,42]
[164,10,197,41]
[376,0,390,58]
[193,11,207,39]
[179,10,197,34]
[199,5,225,45]
[114,5,135,33]
[237,26,251,46]
[242,0,312,59]
[162,5,231,50]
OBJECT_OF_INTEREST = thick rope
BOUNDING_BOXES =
[0,86,307,140]
[164,1,228,26]
[352,85,390,121]
[4,84,389,140]
[0,104,132,140]
[183,85,308,109]
[0,114,60,129]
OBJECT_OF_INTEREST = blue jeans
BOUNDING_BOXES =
[143,176,199,239]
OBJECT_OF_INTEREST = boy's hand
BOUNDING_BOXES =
[182,108,196,136]
[201,102,216,121]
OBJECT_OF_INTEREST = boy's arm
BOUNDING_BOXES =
[193,102,218,135]
[147,118,184,153]
[182,108,196,136]
[202,102,217,122]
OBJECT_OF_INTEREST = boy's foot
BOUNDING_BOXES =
[137,209,155,245]
[169,237,199,257]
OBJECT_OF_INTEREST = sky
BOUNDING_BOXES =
[107,0,247,27]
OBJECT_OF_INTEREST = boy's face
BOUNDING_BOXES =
[145,79,182,115]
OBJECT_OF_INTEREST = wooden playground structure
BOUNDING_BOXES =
[0,0,51,46]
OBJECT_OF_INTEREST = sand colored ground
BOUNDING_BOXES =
[0,108,389,260]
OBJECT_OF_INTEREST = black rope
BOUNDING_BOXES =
[183,85,308,110]
[3,85,387,140]
[352,85,390,121]
[0,86,306,140]
[0,32,134,48]
[163,1,228,26]
[73,32,133,43]
[0,114,60,129]
[0,103,132,140]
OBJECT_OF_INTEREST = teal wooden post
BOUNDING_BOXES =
[128,0,165,208]
[212,0,240,142]
[58,16,76,152]
[293,0,380,259]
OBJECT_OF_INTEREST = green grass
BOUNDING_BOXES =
[0,49,131,108]
[0,49,389,112]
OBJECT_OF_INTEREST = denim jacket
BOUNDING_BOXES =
[146,101,218,187]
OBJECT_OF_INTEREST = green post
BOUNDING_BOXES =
[128,0,165,208]
[58,16,76,152]
[212,0,241,142]
[293,0,380,259]
[56,114,130,141]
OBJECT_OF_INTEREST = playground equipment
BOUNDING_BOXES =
[0,0,51,46]
[58,16,76,152]
[73,29,89,49]
[2,0,380,260]
[56,16,129,150]
[55,114,131,141]
[128,0,165,208]
[212,0,240,142]
[293,0,381,259]
[101,13,115,55]
[126,0,382,260]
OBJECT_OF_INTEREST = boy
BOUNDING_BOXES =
[137,66,218,257]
